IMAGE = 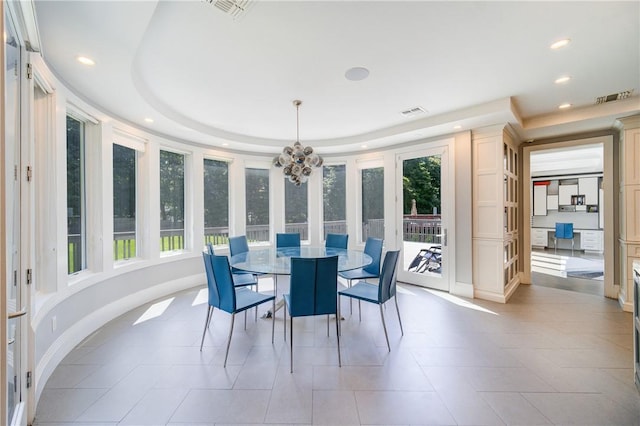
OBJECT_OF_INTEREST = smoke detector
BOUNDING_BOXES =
[595,89,634,104]
[204,0,253,20]
[401,106,427,118]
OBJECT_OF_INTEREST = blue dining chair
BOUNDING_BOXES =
[276,232,301,248]
[208,242,260,321]
[200,252,275,367]
[283,256,341,372]
[325,233,348,249]
[338,237,383,313]
[338,250,402,351]
[228,235,264,278]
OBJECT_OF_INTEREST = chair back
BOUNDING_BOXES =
[202,252,236,313]
[288,256,338,317]
[229,235,250,256]
[555,223,574,239]
[325,233,348,249]
[276,232,301,248]
[378,250,400,303]
[362,237,384,275]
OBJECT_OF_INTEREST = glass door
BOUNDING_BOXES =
[396,147,450,291]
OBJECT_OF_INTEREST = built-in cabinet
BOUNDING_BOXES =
[473,125,520,303]
[619,116,640,312]
[530,227,603,252]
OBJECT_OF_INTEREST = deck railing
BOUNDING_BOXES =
[70,216,442,271]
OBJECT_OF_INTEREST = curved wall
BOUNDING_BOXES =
[27,55,474,413]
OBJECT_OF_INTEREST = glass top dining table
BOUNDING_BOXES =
[230,247,372,275]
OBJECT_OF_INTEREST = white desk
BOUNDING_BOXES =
[531,227,603,252]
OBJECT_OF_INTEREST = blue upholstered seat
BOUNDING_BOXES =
[276,232,301,248]
[338,250,403,351]
[283,256,341,372]
[200,252,275,367]
[325,233,348,249]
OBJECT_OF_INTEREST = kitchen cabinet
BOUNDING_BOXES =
[581,230,603,252]
[579,177,599,205]
[531,228,548,247]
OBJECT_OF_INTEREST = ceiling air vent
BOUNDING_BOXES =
[595,89,634,104]
[401,106,427,118]
[204,0,253,20]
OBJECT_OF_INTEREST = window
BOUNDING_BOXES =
[361,166,384,241]
[245,168,269,243]
[67,115,86,274]
[284,179,308,240]
[160,150,185,252]
[323,164,346,237]
[113,144,137,260]
[204,158,229,246]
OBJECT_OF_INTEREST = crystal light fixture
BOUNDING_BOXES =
[272,100,323,186]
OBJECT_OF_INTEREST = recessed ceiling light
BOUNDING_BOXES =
[550,38,570,50]
[558,103,572,109]
[77,56,95,66]
[453,125,462,130]
[360,144,368,149]
[144,117,154,123]
[222,143,229,146]
[555,76,571,84]
[345,67,370,81]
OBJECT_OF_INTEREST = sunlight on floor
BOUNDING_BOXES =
[192,288,208,306]
[422,288,498,315]
[133,297,175,325]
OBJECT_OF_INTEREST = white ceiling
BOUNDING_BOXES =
[32,1,640,155]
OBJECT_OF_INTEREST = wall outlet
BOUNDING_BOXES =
[51,316,57,332]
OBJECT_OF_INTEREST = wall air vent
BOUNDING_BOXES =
[596,89,634,104]
[401,106,427,118]
[204,0,253,20]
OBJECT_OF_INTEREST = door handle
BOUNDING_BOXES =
[8,309,27,319]
[436,229,447,246]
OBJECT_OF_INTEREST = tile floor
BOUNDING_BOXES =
[34,276,640,425]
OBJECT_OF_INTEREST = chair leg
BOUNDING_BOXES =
[290,316,294,373]
[255,278,259,322]
[335,312,341,367]
[200,305,213,351]
[358,300,362,322]
[348,279,353,314]
[337,296,342,336]
[224,313,236,367]
[244,310,247,330]
[379,304,390,352]
[271,296,275,344]
[327,314,330,337]
[394,295,404,335]
[283,301,287,341]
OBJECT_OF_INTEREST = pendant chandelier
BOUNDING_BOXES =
[272,100,323,186]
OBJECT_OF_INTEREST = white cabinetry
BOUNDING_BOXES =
[533,185,547,215]
[558,184,577,205]
[531,228,548,247]
[579,177,599,205]
[581,230,603,252]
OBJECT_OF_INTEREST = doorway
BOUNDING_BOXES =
[523,136,615,299]
[396,144,452,291]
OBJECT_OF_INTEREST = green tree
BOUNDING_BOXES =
[203,159,229,228]
[403,156,441,215]
[159,150,184,227]
[246,168,269,226]
[323,165,346,222]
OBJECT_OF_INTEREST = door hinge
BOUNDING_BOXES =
[26,166,33,182]
[27,63,33,80]
[14,375,17,392]
[13,270,17,287]
[26,371,32,389]
[26,269,32,285]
